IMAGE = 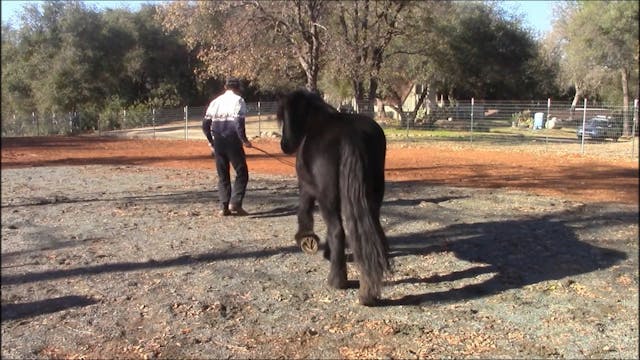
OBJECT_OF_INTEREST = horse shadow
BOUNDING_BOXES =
[379,210,630,306]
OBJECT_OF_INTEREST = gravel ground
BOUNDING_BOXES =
[1,164,638,359]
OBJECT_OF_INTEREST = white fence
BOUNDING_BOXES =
[2,99,638,158]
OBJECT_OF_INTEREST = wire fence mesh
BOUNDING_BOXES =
[2,98,638,159]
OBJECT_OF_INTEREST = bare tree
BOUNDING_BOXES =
[248,0,327,92]
[157,0,327,92]
[327,0,408,102]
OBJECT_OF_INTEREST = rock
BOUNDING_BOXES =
[260,131,281,138]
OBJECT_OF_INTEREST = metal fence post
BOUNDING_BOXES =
[405,112,410,140]
[32,112,38,136]
[580,98,587,154]
[152,108,156,140]
[258,101,261,136]
[184,106,188,140]
[632,98,638,158]
[547,98,551,124]
[470,98,474,143]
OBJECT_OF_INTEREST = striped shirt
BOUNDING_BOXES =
[204,90,248,142]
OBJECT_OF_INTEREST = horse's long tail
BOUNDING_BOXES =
[340,138,389,306]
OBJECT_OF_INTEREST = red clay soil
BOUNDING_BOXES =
[1,136,638,205]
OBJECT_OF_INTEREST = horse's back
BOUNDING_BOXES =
[339,112,383,135]
[334,113,385,152]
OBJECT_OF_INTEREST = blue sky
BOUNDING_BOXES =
[1,0,158,25]
[2,0,557,36]
[498,0,558,37]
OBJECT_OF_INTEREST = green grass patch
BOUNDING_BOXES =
[383,127,470,139]
[489,126,576,138]
[382,125,581,143]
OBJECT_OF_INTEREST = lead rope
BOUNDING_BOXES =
[251,145,296,168]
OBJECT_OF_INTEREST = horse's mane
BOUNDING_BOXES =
[279,89,341,154]
[277,89,337,127]
[300,90,338,116]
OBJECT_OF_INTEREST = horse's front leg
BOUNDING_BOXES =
[319,202,347,289]
[294,186,319,254]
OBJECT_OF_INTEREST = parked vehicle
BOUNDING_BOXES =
[576,116,622,141]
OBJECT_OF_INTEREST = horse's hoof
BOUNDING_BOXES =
[358,295,380,307]
[328,275,348,289]
[299,234,319,254]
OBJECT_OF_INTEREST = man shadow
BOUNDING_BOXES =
[379,210,630,306]
[249,205,298,219]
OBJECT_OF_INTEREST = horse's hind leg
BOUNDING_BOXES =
[319,203,348,289]
[294,187,319,254]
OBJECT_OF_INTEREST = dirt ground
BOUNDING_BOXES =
[1,135,638,205]
[1,135,639,359]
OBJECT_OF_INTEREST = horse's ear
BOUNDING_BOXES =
[274,91,286,102]
[274,91,289,121]
[291,90,312,121]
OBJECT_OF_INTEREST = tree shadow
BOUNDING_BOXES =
[383,195,468,207]
[1,295,98,321]
[1,237,108,264]
[1,246,301,286]
[2,183,299,210]
[379,209,632,306]
[1,189,216,208]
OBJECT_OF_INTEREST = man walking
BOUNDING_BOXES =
[203,77,252,216]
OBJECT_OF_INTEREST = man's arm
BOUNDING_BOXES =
[202,118,214,145]
[236,116,250,145]
[236,99,252,147]
[201,117,216,157]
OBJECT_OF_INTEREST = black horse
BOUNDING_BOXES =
[277,89,390,306]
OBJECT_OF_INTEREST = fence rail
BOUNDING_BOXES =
[2,99,638,159]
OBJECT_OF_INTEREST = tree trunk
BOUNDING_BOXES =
[413,87,429,124]
[306,6,321,93]
[353,80,365,100]
[368,77,378,103]
[390,85,430,128]
[360,77,377,115]
[390,104,409,127]
[621,67,630,136]
[305,61,319,92]
[423,85,439,127]
[570,84,583,121]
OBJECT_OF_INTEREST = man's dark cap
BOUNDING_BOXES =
[225,77,240,88]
